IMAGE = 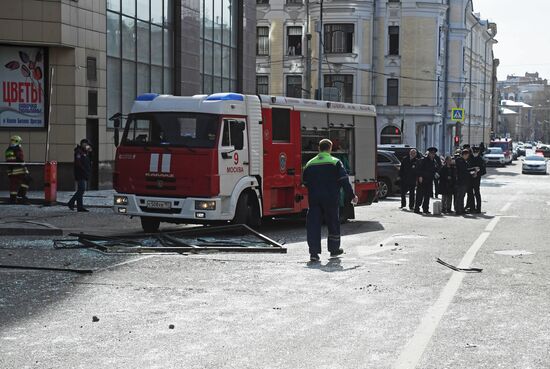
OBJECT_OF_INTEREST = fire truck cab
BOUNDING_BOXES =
[113,93,377,232]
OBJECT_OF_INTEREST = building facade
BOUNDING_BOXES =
[498,72,550,142]
[0,0,257,190]
[255,0,497,154]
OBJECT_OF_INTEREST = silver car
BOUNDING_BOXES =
[483,147,506,167]
[522,155,548,174]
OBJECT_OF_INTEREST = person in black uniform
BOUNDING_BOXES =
[466,146,487,213]
[438,156,456,214]
[399,149,419,210]
[303,139,358,262]
[414,147,439,214]
[454,148,472,215]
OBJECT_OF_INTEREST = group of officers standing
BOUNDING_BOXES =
[399,145,487,215]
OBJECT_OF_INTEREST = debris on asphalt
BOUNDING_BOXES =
[394,242,399,246]
[92,316,99,322]
[62,224,287,254]
[169,324,175,329]
[436,258,483,273]
[0,264,93,274]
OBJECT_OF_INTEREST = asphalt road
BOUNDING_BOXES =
[1,160,549,369]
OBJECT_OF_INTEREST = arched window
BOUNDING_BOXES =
[380,125,402,144]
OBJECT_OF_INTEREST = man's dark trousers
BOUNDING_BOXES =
[307,198,341,256]
[469,178,482,211]
[455,185,467,214]
[415,181,431,212]
[68,179,87,210]
[401,183,416,209]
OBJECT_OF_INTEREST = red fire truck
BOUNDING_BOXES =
[112,93,378,232]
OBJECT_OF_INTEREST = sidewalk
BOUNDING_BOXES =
[0,190,115,207]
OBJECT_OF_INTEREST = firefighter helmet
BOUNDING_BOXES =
[10,135,22,146]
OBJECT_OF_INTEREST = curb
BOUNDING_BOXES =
[0,227,63,236]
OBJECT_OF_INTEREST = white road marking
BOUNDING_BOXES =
[485,216,501,232]
[393,230,494,369]
[393,198,517,369]
[500,202,512,213]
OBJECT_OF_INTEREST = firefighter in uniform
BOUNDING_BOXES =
[5,135,31,204]
[303,139,358,262]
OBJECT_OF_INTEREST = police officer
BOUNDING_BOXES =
[303,139,358,262]
[466,146,486,213]
[4,135,30,205]
[414,147,439,214]
[454,148,471,215]
[399,149,419,210]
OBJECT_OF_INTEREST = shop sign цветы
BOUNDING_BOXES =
[0,45,46,128]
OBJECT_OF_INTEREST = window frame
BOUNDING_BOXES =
[256,75,269,95]
[285,75,303,98]
[387,78,399,106]
[323,74,354,103]
[324,23,354,54]
[256,26,270,56]
[388,26,400,56]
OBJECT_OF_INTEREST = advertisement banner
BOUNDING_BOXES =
[0,45,46,129]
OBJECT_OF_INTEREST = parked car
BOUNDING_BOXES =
[378,144,422,162]
[377,150,401,199]
[522,155,548,174]
[535,145,550,158]
[483,147,506,166]
[516,144,526,157]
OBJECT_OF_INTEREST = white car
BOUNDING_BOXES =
[483,147,506,166]
[522,155,548,174]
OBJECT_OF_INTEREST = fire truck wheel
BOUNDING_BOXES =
[233,191,261,228]
[141,217,161,233]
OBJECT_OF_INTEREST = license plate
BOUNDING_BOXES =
[146,201,171,209]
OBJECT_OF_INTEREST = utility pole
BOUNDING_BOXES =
[482,35,496,146]
[316,0,324,100]
[441,0,450,155]
[467,18,481,145]
[304,0,312,99]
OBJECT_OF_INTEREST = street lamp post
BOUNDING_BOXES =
[467,17,482,146]
[316,0,324,100]
[482,35,496,146]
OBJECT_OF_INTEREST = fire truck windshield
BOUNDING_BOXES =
[121,112,220,148]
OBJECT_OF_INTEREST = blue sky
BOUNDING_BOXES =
[474,0,550,81]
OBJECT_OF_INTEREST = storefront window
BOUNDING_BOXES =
[107,0,174,124]
[200,0,238,94]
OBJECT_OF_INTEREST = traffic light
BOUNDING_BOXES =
[454,135,460,145]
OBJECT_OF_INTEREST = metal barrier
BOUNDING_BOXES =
[0,161,57,205]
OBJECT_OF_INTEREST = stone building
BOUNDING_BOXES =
[0,0,257,190]
[255,0,497,154]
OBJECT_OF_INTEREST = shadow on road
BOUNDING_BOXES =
[305,257,360,273]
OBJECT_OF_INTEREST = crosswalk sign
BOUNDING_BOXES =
[451,108,465,122]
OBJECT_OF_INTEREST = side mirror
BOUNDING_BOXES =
[114,128,120,147]
[109,113,123,147]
